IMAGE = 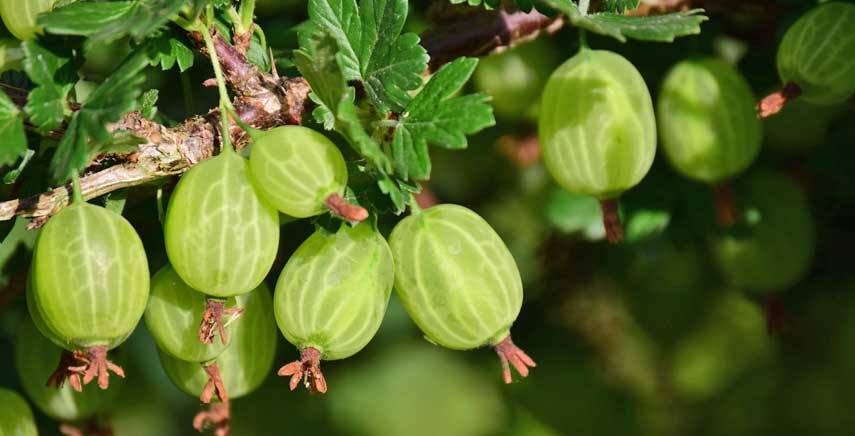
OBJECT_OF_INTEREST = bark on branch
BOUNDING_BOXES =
[0,8,561,223]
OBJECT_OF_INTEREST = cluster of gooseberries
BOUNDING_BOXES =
[3,1,852,435]
[16,120,536,434]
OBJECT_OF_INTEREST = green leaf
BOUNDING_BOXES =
[0,90,27,167]
[305,0,428,112]
[293,35,347,125]
[536,0,707,42]
[22,40,79,133]
[336,92,390,172]
[294,34,391,172]
[139,89,159,120]
[246,31,271,72]
[51,49,149,182]
[147,29,195,72]
[39,0,186,49]
[601,0,640,13]
[391,57,494,180]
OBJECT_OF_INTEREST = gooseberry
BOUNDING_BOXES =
[32,199,149,390]
[758,2,855,117]
[274,221,394,393]
[539,49,657,243]
[389,204,535,383]
[249,125,366,221]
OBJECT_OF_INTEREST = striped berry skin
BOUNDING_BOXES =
[249,125,348,218]
[538,49,656,200]
[165,150,279,298]
[15,319,119,422]
[274,222,394,361]
[776,2,855,105]
[145,265,235,363]
[710,171,815,293]
[26,274,69,349]
[0,0,53,40]
[32,203,149,349]
[0,388,37,436]
[389,204,522,350]
[658,58,762,184]
[158,284,277,400]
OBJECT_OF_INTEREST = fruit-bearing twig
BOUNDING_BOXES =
[0,8,564,224]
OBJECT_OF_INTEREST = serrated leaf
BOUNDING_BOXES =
[39,0,185,49]
[601,0,640,13]
[51,49,149,182]
[337,91,390,172]
[294,34,391,173]
[293,35,347,122]
[536,0,706,42]
[391,57,494,180]
[147,29,195,72]
[0,90,27,167]
[376,172,410,213]
[305,0,428,112]
[22,40,79,133]
[246,31,271,72]
[139,89,159,120]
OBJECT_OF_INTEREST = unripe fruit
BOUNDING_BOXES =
[274,222,394,393]
[777,2,855,105]
[249,125,358,219]
[165,149,279,298]
[709,171,815,293]
[158,284,276,435]
[473,38,560,121]
[0,387,38,436]
[539,49,657,242]
[389,204,535,383]
[26,274,67,349]
[158,284,277,402]
[0,0,54,40]
[658,58,762,184]
[145,265,237,363]
[15,319,119,422]
[759,2,855,116]
[32,201,149,389]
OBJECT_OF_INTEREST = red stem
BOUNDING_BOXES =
[599,198,623,244]
[757,81,802,118]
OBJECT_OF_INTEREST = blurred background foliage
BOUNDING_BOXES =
[2,0,855,435]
